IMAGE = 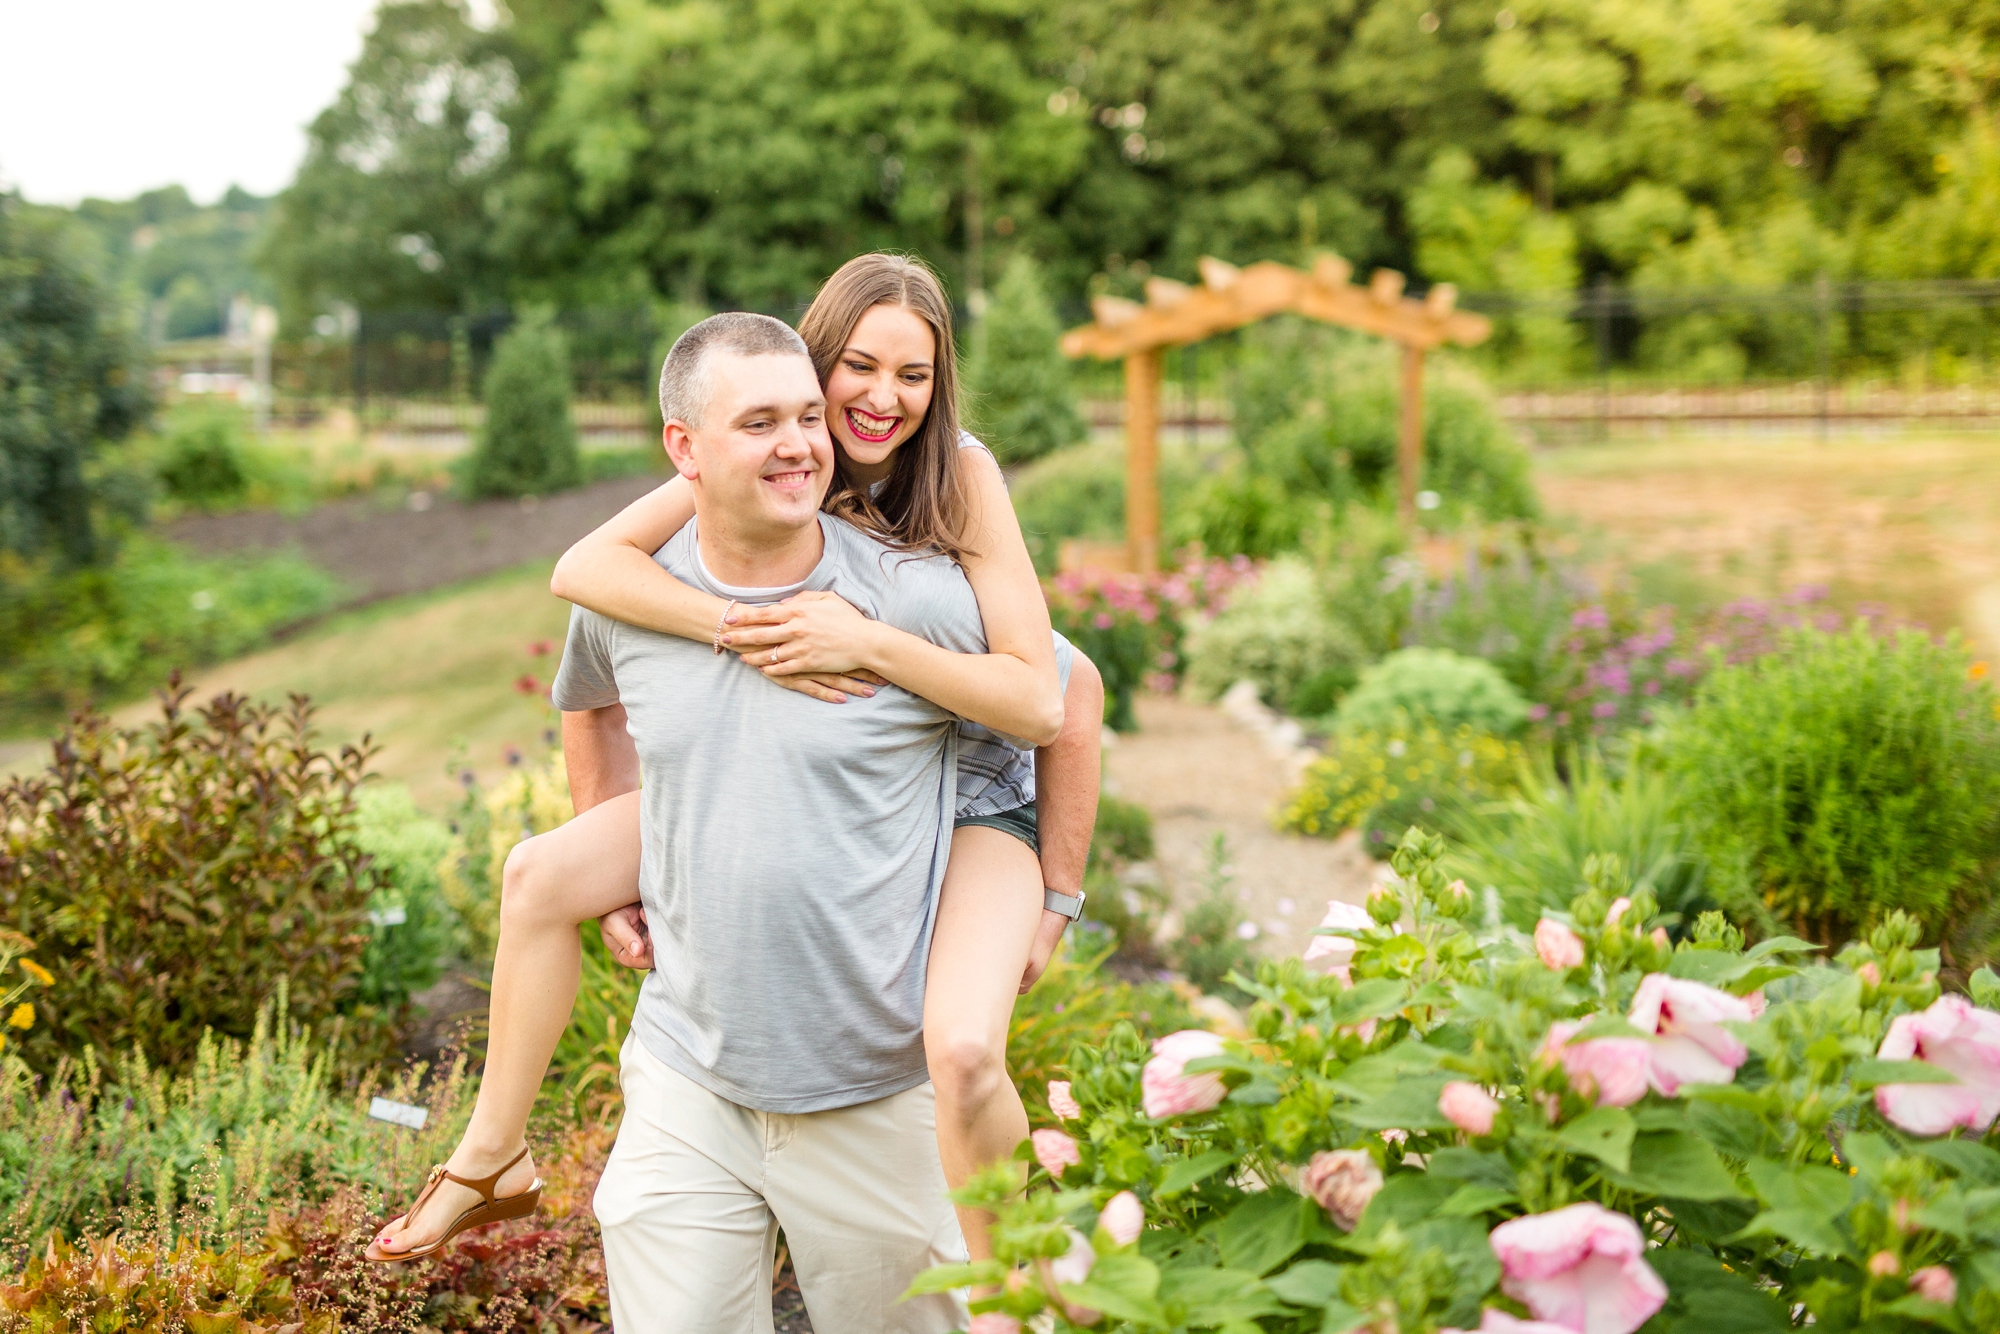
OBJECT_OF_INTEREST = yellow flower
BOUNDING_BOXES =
[18,959,53,987]
[7,1003,32,1030]
[1971,661,1989,681]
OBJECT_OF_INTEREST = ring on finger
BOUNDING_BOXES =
[769,650,779,665]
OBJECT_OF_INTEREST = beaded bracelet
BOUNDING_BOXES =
[711,600,739,655]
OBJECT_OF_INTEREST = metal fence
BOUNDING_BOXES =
[157,280,2000,437]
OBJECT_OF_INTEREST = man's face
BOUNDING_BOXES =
[665,352,832,537]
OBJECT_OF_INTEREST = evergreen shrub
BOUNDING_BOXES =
[1182,557,1363,716]
[0,683,393,1075]
[969,254,1085,463]
[1333,647,1531,737]
[154,409,248,508]
[1661,623,2000,951]
[467,313,581,499]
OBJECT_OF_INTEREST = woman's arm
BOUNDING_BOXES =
[548,475,720,639]
[552,475,877,705]
[724,447,1065,745]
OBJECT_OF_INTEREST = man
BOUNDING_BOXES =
[550,312,986,1332]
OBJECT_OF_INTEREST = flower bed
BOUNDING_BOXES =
[921,828,2000,1332]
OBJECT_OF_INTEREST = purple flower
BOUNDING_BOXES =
[1571,607,1611,630]
[1592,702,1619,720]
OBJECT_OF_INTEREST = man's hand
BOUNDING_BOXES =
[600,902,653,970]
[1019,908,1071,994]
[767,669,889,704]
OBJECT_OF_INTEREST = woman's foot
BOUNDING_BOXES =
[369,1139,541,1259]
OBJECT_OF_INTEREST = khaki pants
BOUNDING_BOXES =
[594,1034,969,1334]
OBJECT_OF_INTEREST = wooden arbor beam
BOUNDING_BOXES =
[1061,253,1492,567]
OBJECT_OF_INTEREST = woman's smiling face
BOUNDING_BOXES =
[823,303,936,478]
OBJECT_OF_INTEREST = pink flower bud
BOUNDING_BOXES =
[1140,1030,1228,1119]
[1048,1080,1082,1120]
[1650,927,1670,950]
[1099,1190,1143,1246]
[1742,989,1767,1019]
[1535,918,1586,971]
[1440,1081,1499,1136]
[1301,1149,1382,1231]
[1909,1265,1957,1305]
[1367,884,1402,925]
[1379,1127,1408,1147]
[1031,1128,1081,1178]
[1868,1250,1901,1277]
[1858,960,1882,988]
[968,1316,1022,1334]
[1606,897,1632,926]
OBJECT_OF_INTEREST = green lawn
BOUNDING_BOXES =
[3,560,574,813]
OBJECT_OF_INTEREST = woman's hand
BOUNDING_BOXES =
[722,591,885,677]
[767,669,887,704]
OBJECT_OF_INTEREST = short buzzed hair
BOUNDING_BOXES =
[658,312,812,427]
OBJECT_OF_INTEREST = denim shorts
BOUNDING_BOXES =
[953,802,1038,855]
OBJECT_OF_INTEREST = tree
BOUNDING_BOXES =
[0,196,150,566]
[967,253,1084,462]
[468,313,581,498]
[260,0,517,325]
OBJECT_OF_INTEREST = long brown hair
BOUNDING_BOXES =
[798,253,971,562]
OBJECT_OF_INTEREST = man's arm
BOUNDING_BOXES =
[563,705,640,813]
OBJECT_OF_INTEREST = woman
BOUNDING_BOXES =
[367,253,1103,1284]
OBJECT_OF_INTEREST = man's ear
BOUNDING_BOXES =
[662,420,699,479]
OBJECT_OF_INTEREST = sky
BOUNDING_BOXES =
[0,0,388,205]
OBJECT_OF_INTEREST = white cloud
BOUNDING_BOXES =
[0,0,384,205]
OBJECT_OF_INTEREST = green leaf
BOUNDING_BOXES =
[1216,1190,1312,1276]
[1437,1184,1519,1217]
[1970,966,2000,1010]
[1745,936,1820,960]
[1555,1106,1636,1173]
[1735,1159,1854,1257]
[1916,1138,2000,1185]
[1343,1073,1454,1131]
[1159,1267,1287,1325]
[1158,1150,1238,1198]
[1410,1215,1502,1326]
[1427,1147,1517,1192]
[900,1259,1005,1297]
[1850,1058,1960,1087]
[1325,978,1409,1031]
[1265,1259,1346,1307]
[1329,1039,1443,1101]
[1320,1300,1374,1333]
[1603,1131,1745,1201]
[1351,1171,1457,1244]
[1644,1250,1791,1333]
[1059,1251,1164,1326]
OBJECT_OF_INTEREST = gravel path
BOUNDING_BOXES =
[1103,693,1378,963]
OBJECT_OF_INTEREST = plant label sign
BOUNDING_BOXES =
[369,1097,429,1130]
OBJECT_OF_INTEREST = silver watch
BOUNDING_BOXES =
[1043,887,1086,920]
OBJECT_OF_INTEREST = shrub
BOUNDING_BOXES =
[1661,623,2000,950]
[1332,647,1531,737]
[1044,553,1255,731]
[1406,531,1595,710]
[968,254,1085,463]
[1446,749,1708,932]
[1007,934,1197,1124]
[438,751,574,963]
[1279,723,1522,858]
[155,408,249,508]
[1168,836,1260,1002]
[0,538,341,726]
[0,195,151,567]
[467,313,581,500]
[1182,557,1364,716]
[1012,440,1203,575]
[922,832,2000,1334]
[0,681,393,1075]
[1197,320,1538,552]
[0,992,473,1259]
[0,1234,325,1334]
[351,785,462,1013]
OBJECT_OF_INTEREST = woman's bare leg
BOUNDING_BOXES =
[372,789,644,1255]
[925,825,1044,1262]
[925,654,1104,1264]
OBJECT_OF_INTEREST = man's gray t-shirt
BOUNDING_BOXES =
[550,512,991,1113]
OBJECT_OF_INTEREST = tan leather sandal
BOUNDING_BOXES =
[364,1145,543,1263]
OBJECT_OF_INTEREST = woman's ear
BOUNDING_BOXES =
[663,420,700,479]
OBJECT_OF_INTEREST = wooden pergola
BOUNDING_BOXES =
[1060,254,1492,571]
